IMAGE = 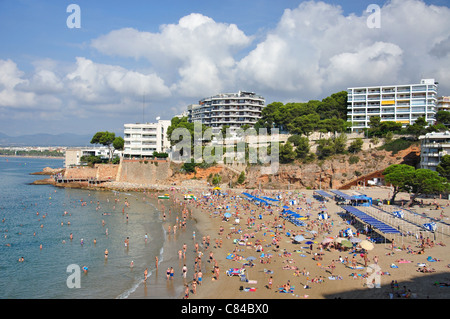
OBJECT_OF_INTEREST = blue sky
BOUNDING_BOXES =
[0,0,449,136]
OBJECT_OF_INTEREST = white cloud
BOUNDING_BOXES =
[91,13,252,97]
[2,0,450,135]
[65,57,171,104]
[0,59,36,108]
[238,0,450,99]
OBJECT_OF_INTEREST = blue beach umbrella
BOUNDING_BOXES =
[224,212,232,218]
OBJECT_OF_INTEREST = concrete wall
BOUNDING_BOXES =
[117,159,171,184]
[64,166,97,179]
[64,164,119,180]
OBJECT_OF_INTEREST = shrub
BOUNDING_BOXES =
[348,155,360,164]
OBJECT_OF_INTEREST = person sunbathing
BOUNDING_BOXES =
[282,265,298,270]
[416,266,436,273]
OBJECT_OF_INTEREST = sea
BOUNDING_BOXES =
[0,157,200,299]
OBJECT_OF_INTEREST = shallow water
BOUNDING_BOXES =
[0,157,199,299]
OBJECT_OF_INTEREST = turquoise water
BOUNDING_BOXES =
[0,157,170,299]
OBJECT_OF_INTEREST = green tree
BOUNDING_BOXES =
[407,169,449,205]
[435,110,450,126]
[348,138,363,153]
[279,141,296,163]
[292,136,310,159]
[237,171,246,184]
[406,116,428,139]
[384,164,449,205]
[316,138,335,159]
[90,131,116,162]
[212,174,222,186]
[181,159,197,173]
[436,154,450,181]
[333,133,347,154]
[287,114,319,136]
[113,136,124,151]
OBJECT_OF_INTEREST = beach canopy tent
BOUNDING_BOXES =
[314,190,333,202]
[350,195,372,207]
[330,190,354,202]
[393,210,404,219]
[261,196,279,202]
[423,222,437,232]
[341,206,401,235]
[330,190,372,207]
[242,192,269,206]
[318,212,328,220]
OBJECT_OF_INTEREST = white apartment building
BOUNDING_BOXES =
[65,147,119,167]
[347,79,438,132]
[419,131,450,171]
[437,96,450,112]
[123,119,171,158]
[187,91,265,134]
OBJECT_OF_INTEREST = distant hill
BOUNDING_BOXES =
[0,132,93,147]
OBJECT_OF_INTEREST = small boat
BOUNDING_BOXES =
[158,194,170,199]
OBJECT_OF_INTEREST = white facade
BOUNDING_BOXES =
[188,91,265,134]
[419,131,450,171]
[347,79,438,132]
[64,147,117,167]
[123,120,171,158]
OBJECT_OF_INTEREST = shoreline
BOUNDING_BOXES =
[0,154,64,159]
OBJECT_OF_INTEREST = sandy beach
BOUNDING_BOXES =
[143,186,450,300]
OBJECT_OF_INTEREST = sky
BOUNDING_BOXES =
[0,0,449,137]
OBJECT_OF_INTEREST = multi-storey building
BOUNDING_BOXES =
[123,119,171,158]
[419,131,450,171]
[187,91,265,134]
[437,96,450,112]
[347,79,438,132]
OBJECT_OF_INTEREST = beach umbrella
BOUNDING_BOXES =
[334,237,346,243]
[293,235,305,242]
[246,256,256,261]
[341,240,352,248]
[305,241,315,245]
[224,212,232,218]
[360,240,374,251]
[350,237,362,243]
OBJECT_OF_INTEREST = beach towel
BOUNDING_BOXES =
[226,253,235,260]
[348,266,364,270]
[243,287,257,292]
[427,256,438,262]
[278,286,295,293]
[328,276,342,280]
